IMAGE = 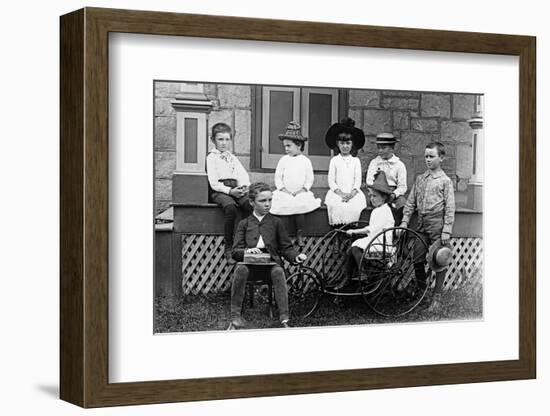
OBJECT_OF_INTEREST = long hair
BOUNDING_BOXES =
[335,132,358,157]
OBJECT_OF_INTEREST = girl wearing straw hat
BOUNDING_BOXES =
[270,121,321,247]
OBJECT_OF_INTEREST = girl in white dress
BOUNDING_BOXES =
[271,121,321,246]
[324,118,367,226]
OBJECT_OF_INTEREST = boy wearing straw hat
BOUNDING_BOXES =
[399,142,455,311]
[366,132,408,224]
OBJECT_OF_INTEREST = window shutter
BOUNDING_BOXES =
[261,87,300,169]
[302,88,338,170]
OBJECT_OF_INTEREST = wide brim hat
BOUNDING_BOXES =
[325,117,366,150]
[368,171,394,196]
[375,132,399,145]
[278,121,307,142]
[427,239,453,272]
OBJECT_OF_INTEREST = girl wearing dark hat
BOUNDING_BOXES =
[340,171,395,288]
[270,121,321,246]
[324,117,367,225]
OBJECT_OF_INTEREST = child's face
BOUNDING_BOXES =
[283,139,301,156]
[377,144,394,160]
[251,190,272,216]
[424,148,443,170]
[368,188,386,208]
[213,132,232,152]
[337,139,353,155]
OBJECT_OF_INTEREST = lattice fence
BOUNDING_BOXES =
[181,234,483,295]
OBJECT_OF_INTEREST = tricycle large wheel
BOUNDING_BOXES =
[360,227,429,317]
[286,266,323,320]
[319,221,369,290]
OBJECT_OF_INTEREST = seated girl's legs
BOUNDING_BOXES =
[230,264,249,320]
[269,265,289,322]
[294,214,305,247]
[346,246,363,278]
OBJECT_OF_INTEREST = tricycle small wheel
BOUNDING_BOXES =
[286,266,323,320]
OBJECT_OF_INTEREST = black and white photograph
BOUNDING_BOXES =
[154,81,484,333]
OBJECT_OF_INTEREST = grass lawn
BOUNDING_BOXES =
[155,278,483,333]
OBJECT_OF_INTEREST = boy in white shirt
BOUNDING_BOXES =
[206,123,252,263]
[366,132,408,223]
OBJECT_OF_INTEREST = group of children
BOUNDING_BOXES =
[205,117,455,329]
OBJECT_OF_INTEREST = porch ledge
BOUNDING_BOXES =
[171,203,482,237]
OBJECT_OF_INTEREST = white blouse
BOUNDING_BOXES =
[206,149,250,194]
[274,154,314,193]
[352,203,395,250]
[328,154,362,194]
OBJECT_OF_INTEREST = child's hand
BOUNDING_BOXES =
[341,193,352,203]
[295,253,307,263]
[396,223,409,235]
[441,232,451,245]
[246,248,263,254]
[229,188,243,198]
[346,229,355,236]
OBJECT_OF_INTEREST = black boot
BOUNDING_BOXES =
[225,245,236,264]
[296,229,305,247]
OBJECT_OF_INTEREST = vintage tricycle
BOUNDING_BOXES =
[285,222,431,318]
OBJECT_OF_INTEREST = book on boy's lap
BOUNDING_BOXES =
[242,252,275,265]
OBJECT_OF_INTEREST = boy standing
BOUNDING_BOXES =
[399,142,455,311]
[366,133,407,223]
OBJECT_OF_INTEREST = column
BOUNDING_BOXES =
[467,95,484,211]
[171,83,213,204]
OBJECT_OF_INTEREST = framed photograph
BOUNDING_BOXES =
[60,7,536,408]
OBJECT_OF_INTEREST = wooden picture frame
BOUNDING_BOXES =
[60,7,536,408]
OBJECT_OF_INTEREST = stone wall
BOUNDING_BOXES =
[154,82,479,213]
[154,82,178,213]
[349,89,477,195]
[154,82,254,213]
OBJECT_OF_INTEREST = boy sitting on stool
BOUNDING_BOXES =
[229,182,307,330]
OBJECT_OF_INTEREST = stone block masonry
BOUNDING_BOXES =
[154,81,481,212]
[350,90,480,194]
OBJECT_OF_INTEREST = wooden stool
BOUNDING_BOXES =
[237,262,278,318]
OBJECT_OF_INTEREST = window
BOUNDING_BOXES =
[254,86,343,171]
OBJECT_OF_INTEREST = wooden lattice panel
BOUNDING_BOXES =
[181,235,234,295]
[442,238,483,290]
[181,235,483,294]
